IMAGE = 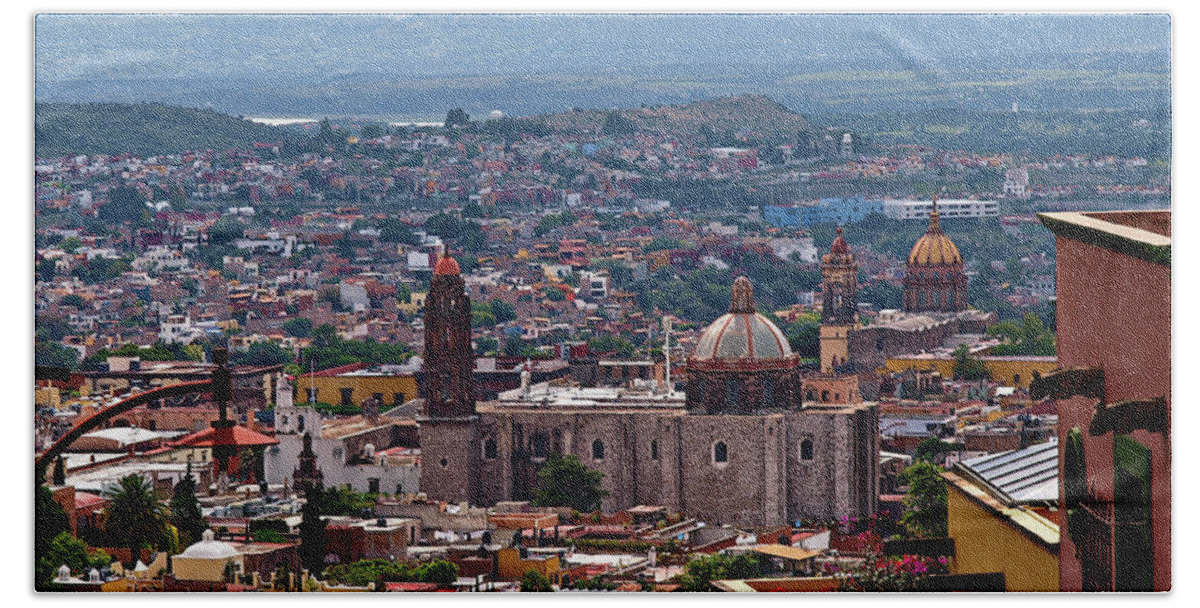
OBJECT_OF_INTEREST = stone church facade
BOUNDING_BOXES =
[418,259,878,527]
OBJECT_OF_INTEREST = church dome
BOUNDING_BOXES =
[692,277,793,362]
[434,255,461,275]
[830,227,850,255]
[178,529,239,560]
[907,197,962,266]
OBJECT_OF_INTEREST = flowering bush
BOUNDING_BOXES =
[827,533,948,592]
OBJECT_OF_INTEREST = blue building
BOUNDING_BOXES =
[763,196,885,228]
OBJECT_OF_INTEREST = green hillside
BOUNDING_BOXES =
[35,102,291,158]
[541,94,813,142]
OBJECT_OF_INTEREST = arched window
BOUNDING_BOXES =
[592,439,605,461]
[713,441,728,464]
[821,390,830,402]
[805,389,816,401]
[762,377,776,408]
[297,415,305,433]
[532,434,550,459]
[800,439,814,461]
[933,291,940,306]
[650,440,659,461]
[484,438,498,460]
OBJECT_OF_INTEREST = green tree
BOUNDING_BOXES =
[60,294,86,308]
[951,344,990,381]
[475,335,499,356]
[170,468,208,549]
[675,553,764,591]
[234,341,293,366]
[914,437,958,463]
[415,560,459,586]
[520,569,554,592]
[283,317,314,338]
[100,186,149,225]
[377,218,419,245]
[103,474,166,566]
[208,216,245,246]
[445,108,470,128]
[36,485,72,586]
[898,460,948,538]
[532,453,609,512]
[489,299,517,324]
[987,313,1056,356]
[588,335,635,358]
[39,532,112,587]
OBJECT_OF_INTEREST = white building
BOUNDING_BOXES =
[264,382,421,496]
[883,199,1000,221]
[1003,169,1030,199]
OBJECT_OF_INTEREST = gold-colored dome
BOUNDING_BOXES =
[907,196,962,266]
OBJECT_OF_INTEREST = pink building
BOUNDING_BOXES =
[1035,211,1170,591]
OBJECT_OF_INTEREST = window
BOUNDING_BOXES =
[713,441,728,464]
[933,291,940,306]
[725,378,740,408]
[306,387,318,403]
[393,393,406,407]
[367,478,380,494]
[651,440,659,461]
[297,415,305,433]
[340,388,354,406]
[762,377,775,408]
[396,483,405,494]
[532,434,550,459]
[800,439,814,461]
[592,439,605,461]
[821,390,830,402]
[372,392,383,405]
[484,438,498,460]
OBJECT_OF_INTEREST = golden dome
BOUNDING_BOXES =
[907,196,963,266]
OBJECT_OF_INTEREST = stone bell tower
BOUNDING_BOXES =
[418,254,481,505]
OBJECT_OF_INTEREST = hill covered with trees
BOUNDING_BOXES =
[35,102,292,157]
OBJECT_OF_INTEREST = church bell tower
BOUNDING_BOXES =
[419,254,481,505]
[820,227,858,373]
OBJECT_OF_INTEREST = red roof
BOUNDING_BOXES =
[434,255,461,275]
[172,425,279,448]
[75,491,107,510]
[384,582,439,592]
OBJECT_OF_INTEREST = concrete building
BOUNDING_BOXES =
[884,198,1000,221]
[1034,210,1170,592]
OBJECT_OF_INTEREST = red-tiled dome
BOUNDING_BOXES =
[433,255,461,275]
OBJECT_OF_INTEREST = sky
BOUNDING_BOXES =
[36,13,1171,83]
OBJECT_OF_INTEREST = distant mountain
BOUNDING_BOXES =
[35,103,291,158]
[541,95,813,140]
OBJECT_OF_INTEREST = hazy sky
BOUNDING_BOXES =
[36,13,1171,82]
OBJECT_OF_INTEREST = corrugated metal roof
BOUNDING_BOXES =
[959,438,1058,505]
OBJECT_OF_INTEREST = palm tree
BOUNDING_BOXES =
[103,474,165,566]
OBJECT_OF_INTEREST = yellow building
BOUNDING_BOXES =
[302,367,420,409]
[884,354,1058,389]
[171,529,244,583]
[36,386,62,409]
[496,547,561,584]
[942,440,1059,592]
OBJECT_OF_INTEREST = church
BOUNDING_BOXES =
[418,256,879,527]
[819,196,994,399]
